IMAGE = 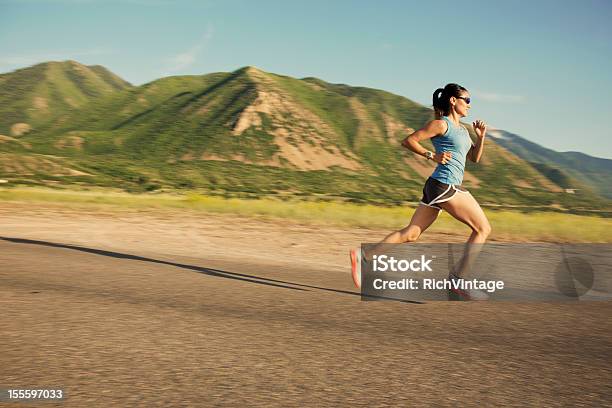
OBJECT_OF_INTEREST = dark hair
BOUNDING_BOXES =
[432,83,468,119]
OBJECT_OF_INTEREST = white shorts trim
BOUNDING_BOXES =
[419,201,442,210]
[453,185,470,194]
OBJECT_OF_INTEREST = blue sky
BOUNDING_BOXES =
[1,0,611,158]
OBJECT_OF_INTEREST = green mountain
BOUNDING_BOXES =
[1,61,609,212]
[0,60,132,136]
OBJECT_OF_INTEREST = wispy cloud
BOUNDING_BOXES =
[164,26,214,74]
[0,0,176,4]
[472,90,525,103]
[0,48,113,71]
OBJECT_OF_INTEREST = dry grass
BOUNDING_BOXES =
[0,187,610,242]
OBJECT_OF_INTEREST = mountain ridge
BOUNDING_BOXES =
[1,61,610,211]
[488,129,612,198]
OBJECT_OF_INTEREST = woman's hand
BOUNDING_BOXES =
[473,120,487,139]
[434,151,452,164]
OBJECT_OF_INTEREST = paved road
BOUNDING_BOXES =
[1,238,611,407]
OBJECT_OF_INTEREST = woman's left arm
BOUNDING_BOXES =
[468,120,487,163]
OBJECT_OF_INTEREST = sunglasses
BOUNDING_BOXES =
[456,96,471,104]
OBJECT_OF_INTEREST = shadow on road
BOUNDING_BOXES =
[1,237,422,304]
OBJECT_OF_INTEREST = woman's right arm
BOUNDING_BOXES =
[401,119,452,165]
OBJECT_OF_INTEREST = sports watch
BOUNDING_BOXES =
[424,151,434,160]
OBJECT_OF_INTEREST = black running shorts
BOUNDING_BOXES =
[420,177,469,210]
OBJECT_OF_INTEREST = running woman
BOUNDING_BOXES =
[350,83,491,300]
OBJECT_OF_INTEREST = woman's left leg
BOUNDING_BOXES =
[438,191,491,244]
[438,191,491,279]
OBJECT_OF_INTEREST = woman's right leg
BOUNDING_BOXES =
[364,204,440,259]
[381,204,441,244]
[352,204,440,288]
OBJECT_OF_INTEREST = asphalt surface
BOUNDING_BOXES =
[1,238,611,407]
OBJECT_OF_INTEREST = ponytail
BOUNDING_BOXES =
[432,88,445,119]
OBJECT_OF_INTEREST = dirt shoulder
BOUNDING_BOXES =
[0,201,470,275]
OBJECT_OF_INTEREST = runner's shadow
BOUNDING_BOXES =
[1,237,421,304]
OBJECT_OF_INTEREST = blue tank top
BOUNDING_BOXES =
[430,116,473,185]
